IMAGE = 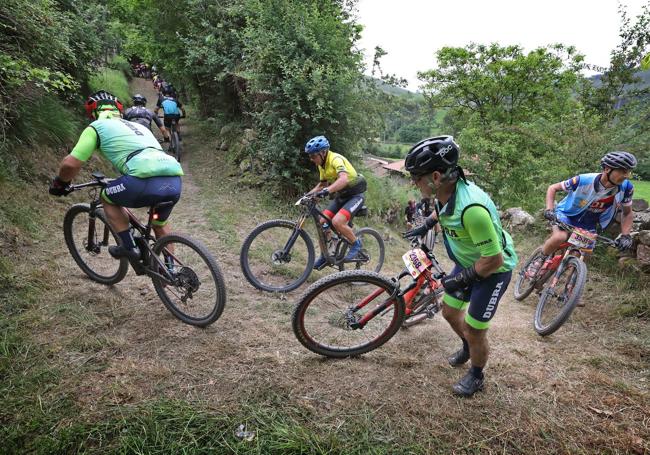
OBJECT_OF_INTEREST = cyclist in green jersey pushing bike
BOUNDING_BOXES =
[403,136,518,397]
[49,90,184,265]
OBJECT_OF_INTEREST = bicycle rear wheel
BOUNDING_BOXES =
[151,233,226,327]
[292,270,404,358]
[513,246,546,301]
[534,256,587,336]
[63,203,128,285]
[342,227,385,273]
[240,219,315,292]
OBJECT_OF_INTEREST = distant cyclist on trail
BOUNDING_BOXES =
[123,94,170,142]
[155,83,186,141]
[403,135,518,397]
[48,90,184,264]
[528,151,637,276]
[305,135,367,269]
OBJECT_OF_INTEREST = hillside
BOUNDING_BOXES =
[589,68,650,90]
[1,78,648,453]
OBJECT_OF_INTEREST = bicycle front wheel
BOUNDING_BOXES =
[534,256,587,336]
[343,227,385,273]
[292,270,404,358]
[240,219,315,292]
[172,130,182,161]
[151,233,227,327]
[63,203,129,285]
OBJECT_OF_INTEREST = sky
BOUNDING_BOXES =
[355,0,649,91]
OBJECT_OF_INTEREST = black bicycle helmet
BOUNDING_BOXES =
[161,83,174,95]
[405,135,460,176]
[601,151,637,170]
[132,94,147,106]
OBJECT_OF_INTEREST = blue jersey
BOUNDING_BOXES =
[157,95,182,116]
[555,173,634,229]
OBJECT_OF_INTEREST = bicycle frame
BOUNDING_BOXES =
[533,221,616,288]
[287,195,360,266]
[347,241,445,329]
[71,172,178,283]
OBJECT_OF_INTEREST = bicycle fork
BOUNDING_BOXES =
[278,217,307,261]
[86,208,110,254]
[544,252,580,300]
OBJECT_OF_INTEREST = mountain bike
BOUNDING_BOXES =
[291,234,446,358]
[62,171,226,327]
[163,116,183,162]
[513,220,616,336]
[240,193,385,293]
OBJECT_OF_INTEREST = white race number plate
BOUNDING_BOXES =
[402,248,432,278]
[568,228,597,250]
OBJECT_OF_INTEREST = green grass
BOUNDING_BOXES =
[88,68,131,107]
[5,396,430,454]
[632,179,650,200]
[108,55,133,80]
[10,95,80,151]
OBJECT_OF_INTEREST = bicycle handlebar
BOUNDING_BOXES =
[69,173,114,192]
[553,220,617,247]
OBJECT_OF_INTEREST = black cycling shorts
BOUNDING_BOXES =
[443,264,512,330]
[101,175,182,225]
[163,114,181,129]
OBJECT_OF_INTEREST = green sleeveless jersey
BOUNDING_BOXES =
[71,117,183,178]
[436,179,518,272]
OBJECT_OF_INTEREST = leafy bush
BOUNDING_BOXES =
[635,159,650,180]
[0,0,107,144]
[88,69,131,106]
[240,0,381,195]
[362,168,413,220]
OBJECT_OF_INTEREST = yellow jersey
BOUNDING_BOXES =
[318,151,358,186]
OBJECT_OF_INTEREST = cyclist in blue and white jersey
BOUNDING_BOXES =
[530,151,637,274]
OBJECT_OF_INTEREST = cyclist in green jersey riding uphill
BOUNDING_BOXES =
[49,90,184,264]
[305,135,367,270]
[403,135,518,397]
[123,94,170,142]
[155,83,186,141]
[529,151,637,275]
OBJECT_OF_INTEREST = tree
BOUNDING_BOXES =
[416,43,603,209]
[419,43,584,127]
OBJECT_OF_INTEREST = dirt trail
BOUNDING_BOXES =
[40,78,649,452]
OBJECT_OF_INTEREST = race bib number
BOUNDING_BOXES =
[568,228,597,251]
[402,248,432,278]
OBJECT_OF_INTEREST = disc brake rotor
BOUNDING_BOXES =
[271,250,291,265]
[176,266,201,293]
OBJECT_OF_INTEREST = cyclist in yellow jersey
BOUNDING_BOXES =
[305,135,367,270]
